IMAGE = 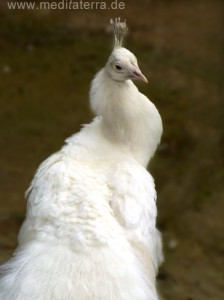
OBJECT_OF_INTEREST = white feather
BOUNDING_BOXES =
[0,35,163,300]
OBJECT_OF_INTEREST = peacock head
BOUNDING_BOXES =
[106,47,148,83]
[105,18,147,83]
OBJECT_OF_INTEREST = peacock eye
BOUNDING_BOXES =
[115,64,122,71]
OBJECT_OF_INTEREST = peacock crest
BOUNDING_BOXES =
[110,17,128,48]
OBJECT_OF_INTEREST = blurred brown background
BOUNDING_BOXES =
[0,0,223,299]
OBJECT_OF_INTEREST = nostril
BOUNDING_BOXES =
[133,70,141,77]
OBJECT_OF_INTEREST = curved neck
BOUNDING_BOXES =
[90,69,162,167]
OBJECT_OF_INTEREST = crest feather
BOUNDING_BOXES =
[110,18,128,48]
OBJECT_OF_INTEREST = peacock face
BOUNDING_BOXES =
[106,47,148,83]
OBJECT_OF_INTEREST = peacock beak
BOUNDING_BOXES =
[131,68,148,83]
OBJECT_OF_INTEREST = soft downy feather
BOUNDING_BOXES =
[0,148,162,300]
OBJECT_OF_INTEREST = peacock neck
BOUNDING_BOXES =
[90,68,162,167]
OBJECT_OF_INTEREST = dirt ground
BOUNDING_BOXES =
[0,0,223,299]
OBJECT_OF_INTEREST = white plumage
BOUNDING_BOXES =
[0,19,163,300]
